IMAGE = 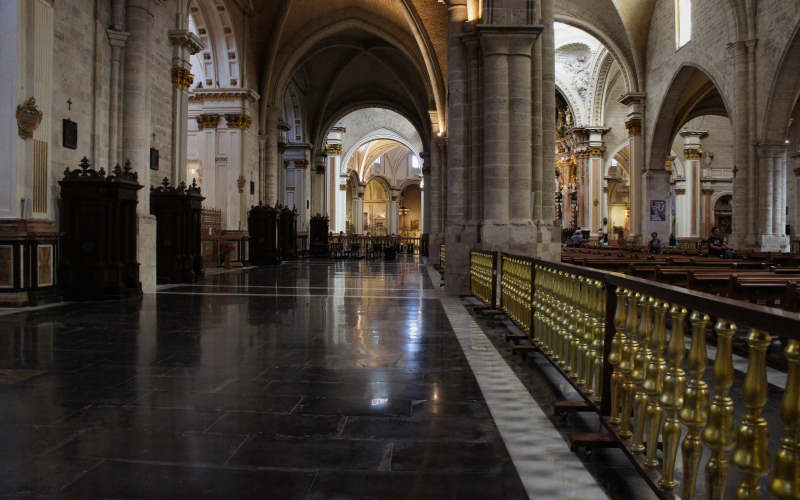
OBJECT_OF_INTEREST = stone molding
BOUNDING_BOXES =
[195,114,220,129]
[188,88,260,104]
[168,29,204,55]
[755,142,789,158]
[473,24,543,56]
[106,29,130,48]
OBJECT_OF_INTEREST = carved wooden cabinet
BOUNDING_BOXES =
[309,214,329,257]
[150,178,204,283]
[278,206,298,260]
[248,202,280,265]
[59,158,142,299]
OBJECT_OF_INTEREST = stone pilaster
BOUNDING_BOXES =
[792,153,800,243]
[756,143,790,252]
[618,92,646,243]
[264,107,280,205]
[420,151,432,237]
[584,127,608,235]
[352,185,365,235]
[168,29,203,185]
[389,189,401,235]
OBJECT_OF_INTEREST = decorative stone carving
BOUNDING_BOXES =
[625,118,641,137]
[167,29,204,55]
[16,97,43,139]
[225,114,253,129]
[326,143,342,155]
[587,146,605,157]
[237,175,247,193]
[195,114,220,129]
[171,67,194,90]
[684,148,702,160]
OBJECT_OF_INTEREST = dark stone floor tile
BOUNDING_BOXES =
[305,471,527,500]
[140,390,301,413]
[295,396,412,417]
[342,416,497,442]
[0,457,101,497]
[57,405,222,433]
[391,441,512,472]
[62,460,315,500]
[228,436,388,470]
[207,412,341,437]
[53,428,245,464]
[410,400,492,418]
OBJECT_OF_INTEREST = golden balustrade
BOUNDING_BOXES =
[469,250,497,306]
[439,244,446,272]
[489,254,800,500]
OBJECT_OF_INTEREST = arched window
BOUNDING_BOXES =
[675,0,692,49]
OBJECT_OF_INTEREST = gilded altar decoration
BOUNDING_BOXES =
[16,97,43,139]
[171,67,194,90]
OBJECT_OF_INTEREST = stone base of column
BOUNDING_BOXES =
[759,234,790,253]
[138,214,157,294]
[533,221,561,263]
[428,233,443,265]
[444,223,479,294]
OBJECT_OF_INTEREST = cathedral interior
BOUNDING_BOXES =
[1,0,800,498]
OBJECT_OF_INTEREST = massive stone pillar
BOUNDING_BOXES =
[756,144,789,251]
[477,25,540,254]
[581,127,608,236]
[792,153,800,246]
[618,93,646,243]
[443,0,471,291]
[107,0,129,169]
[123,0,156,292]
[311,154,326,217]
[428,138,445,265]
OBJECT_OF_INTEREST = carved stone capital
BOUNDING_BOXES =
[625,118,641,137]
[171,67,194,90]
[195,114,220,129]
[224,114,253,130]
[168,29,204,55]
[106,29,130,48]
[325,143,342,156]
[588,146,605,158]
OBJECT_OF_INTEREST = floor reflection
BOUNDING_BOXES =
[0,259,527,499]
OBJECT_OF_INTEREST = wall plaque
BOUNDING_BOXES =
[150,148,159,171]
[62,119,77,149]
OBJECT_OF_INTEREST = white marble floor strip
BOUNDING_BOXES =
[439,295,608,500]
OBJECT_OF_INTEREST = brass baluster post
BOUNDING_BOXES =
[632,295,655,453]
[608,287,628,425]
[644,299,668,467]
[620,291,640,439]
[680,311,710,500]
[768,339,799,499]
[658,305,688,490]
[732,329,772,499]
[702,319,737,500]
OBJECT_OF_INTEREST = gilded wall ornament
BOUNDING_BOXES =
[16,97,43,139]
[195,114,220,129]
[224,114,252,129]
[171,67,194,90]
[325,143,342,155]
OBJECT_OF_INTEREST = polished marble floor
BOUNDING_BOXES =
[0,259,545,499]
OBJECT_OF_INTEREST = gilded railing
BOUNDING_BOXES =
[470,250,497,306]
[500,254,534,334]
[439,244,446,271]
[502,255,800,499]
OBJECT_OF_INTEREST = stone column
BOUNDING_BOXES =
[388,189,400,235]
[195,114,219,207]
[792,153,800,244]
[421,151,431,236]
[263,107,279,205]
[585,127,608,236]
[618,93,646,243]
[443,0,470,291]
[756,144,789,251]
[225,113,252,230]
[352,185,365,235]
[168,30,203,184]
[537,0,559,261]
[477,25,541,256]
[680,130,707,237]
[429,138,444,264]
[311,154,326,217]
[123,0,156,292]
[107,30,129,168]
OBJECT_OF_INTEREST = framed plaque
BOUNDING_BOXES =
[150,148,159,171]
[62,119,77,149]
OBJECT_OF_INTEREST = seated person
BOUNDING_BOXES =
[648,232,662,254]
[707,226,733,257]
[668,233,677,247]
[568,230,583,247]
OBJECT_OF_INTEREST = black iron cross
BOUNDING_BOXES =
[67,98,72,112]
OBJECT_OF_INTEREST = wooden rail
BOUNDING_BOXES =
[469,252,800,499]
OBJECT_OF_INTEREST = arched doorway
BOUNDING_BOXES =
[364,177,389,236]
[399,184,422,237]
